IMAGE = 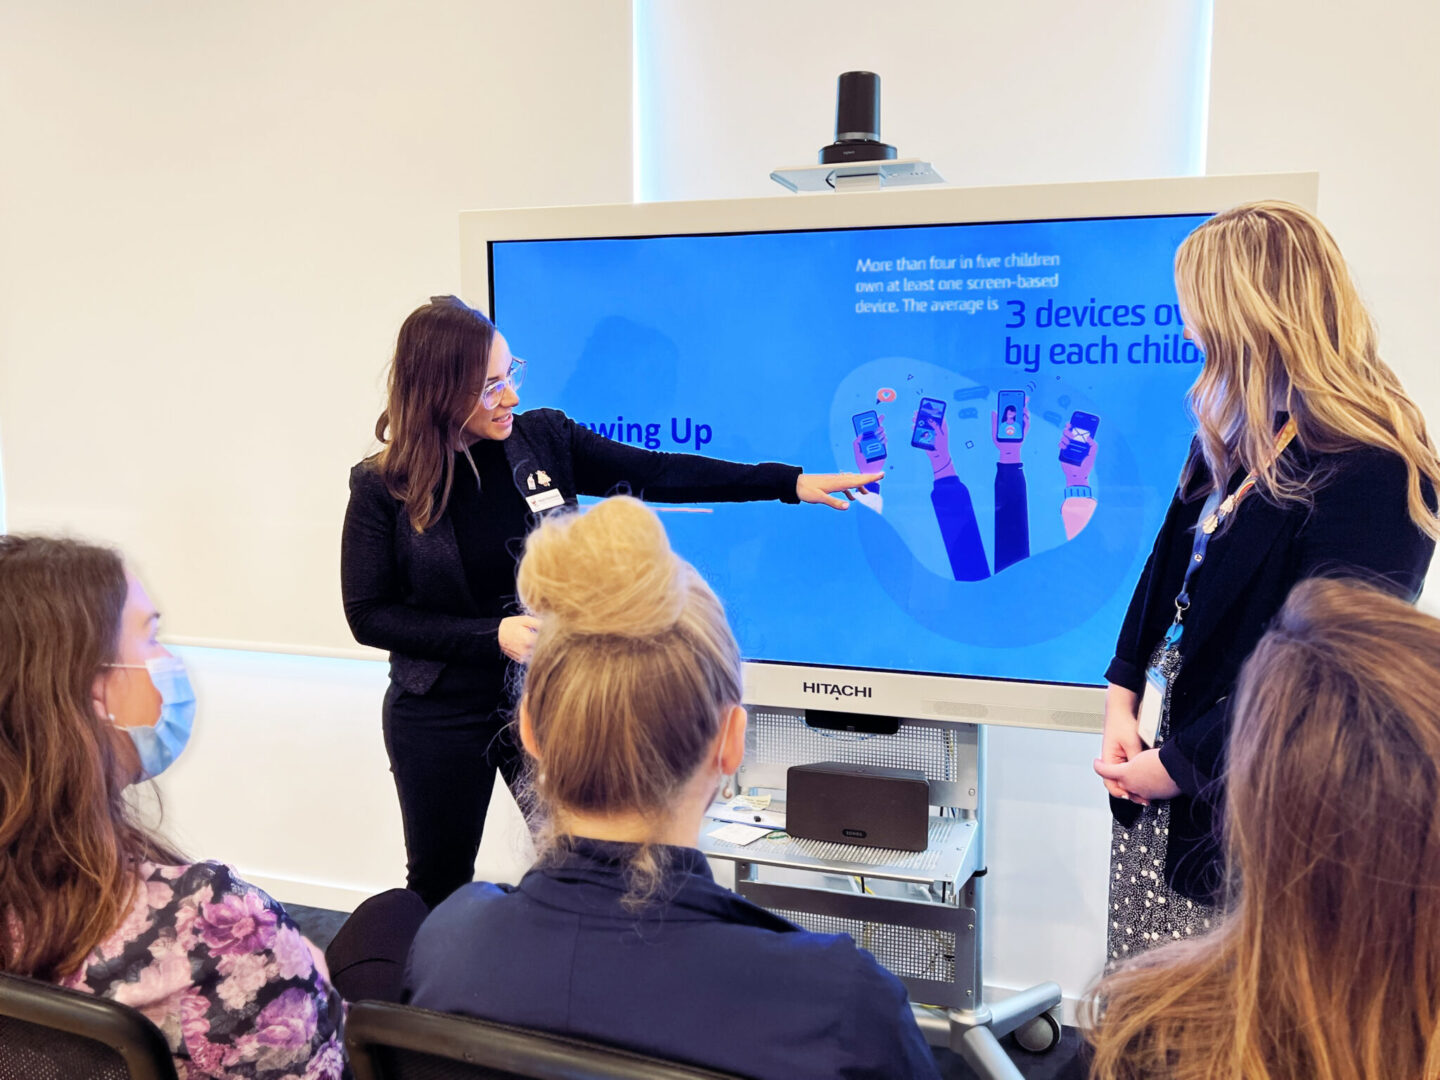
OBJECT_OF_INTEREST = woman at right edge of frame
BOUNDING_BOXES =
[1091,200,1440,959]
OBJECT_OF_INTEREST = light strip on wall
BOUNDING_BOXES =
[632,0,647,202]
[1191,0,1215,175]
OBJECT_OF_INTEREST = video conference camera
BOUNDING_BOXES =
[772,71,944,193]
[821,71,896,165]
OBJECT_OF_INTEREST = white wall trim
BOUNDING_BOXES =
[240,872,374,915]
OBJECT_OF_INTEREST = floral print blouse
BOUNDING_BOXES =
[60,861,348,1079]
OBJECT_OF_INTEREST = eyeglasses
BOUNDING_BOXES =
[477,358,527,409]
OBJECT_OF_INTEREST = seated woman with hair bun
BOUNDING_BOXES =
[405,496,939,1080]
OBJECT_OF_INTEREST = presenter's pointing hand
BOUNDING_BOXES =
[797,473,884,510]
[499,615,542,663]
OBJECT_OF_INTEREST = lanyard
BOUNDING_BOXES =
[1169,418,1298,636]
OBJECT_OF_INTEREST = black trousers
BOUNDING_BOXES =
[325,888,429,1003]
[382,666,524,910]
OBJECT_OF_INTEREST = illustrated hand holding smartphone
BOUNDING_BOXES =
[852,410,887,463]
[991,390,1029,464]
[1059,410,1100,485]
[911,398,946,450]
[850,411,886,495]
[910,398,952,476]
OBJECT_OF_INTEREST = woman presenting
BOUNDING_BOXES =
[1092,202,1439,959]
[342,295,878,908]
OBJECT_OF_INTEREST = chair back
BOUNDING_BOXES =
[0,972,178,1080]
[345,1001,741,1080]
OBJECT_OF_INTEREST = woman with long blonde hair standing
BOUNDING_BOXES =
[1086,578,1440,1080]
[1091,201,1438,956]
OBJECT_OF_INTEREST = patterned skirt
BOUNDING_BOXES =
[1105,641,1217,962]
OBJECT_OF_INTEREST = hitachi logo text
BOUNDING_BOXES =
[802,682,873,699]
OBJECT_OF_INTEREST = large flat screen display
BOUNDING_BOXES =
[488,212,1209,688]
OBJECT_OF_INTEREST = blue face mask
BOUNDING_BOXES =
[106,655,196,779]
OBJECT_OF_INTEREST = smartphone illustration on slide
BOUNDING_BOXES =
[851,410,887,463]
[911,397,946,450]
[995,390,1026,442]
[1059,410,1100,465]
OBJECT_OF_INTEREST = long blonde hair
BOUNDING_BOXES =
[1177,201,1440,537]
[1085,578,1440,1080]
[515,496,742,903]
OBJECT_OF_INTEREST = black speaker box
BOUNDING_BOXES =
[785,761,930,852]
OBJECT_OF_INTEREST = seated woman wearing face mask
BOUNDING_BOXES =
[405,496,939,1080]
[0,536,348,1080]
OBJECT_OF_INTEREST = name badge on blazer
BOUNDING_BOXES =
[525,489,565,513]
[1138,667,1165,748]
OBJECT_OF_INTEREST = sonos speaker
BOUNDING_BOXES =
[786,761,930,852]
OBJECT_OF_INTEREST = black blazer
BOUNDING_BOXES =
[1107,441,1434,902]
[341,408,802,696]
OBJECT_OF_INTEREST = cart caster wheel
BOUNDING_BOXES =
[1013,1009,1062,1053]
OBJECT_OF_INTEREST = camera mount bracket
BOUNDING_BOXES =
[770,158,945,193]
[773,72,943,193]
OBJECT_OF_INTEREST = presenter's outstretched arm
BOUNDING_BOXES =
[566,415,877,509]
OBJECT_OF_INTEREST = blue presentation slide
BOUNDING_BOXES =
[491,213,1209,687]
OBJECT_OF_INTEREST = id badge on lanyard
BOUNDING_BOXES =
[1138,622,1183,748]
[1138,667,1166,748]
[1140,485,1223,749]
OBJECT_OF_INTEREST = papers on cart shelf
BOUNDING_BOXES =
[707,822,773,847]
[706,800,786,830]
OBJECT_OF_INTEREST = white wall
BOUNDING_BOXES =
[148,647,402,910]
[139,645,532,911]
[636,0,1212,201]
[1208,0,1440,618]
[0,0,632,654]
[0,1,631,905]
